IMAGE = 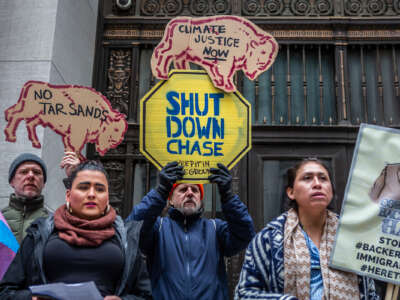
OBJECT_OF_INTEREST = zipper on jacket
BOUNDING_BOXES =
[186,234,190,277]
[184,217,187,232]
[184,216,190,299]
[20,206,26,242]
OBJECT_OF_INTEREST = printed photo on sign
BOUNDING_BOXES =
[330,124,400,285]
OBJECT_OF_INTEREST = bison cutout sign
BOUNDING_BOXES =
[140,70,251,183]
[4,81,128,160]
[151,15,279,93]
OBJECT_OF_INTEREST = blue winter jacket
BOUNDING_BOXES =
[127,189,255,300]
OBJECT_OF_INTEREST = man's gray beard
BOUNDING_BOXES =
[177,199,202,216]
[177,206,199,216]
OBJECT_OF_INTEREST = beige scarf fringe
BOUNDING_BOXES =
[283,208,360,300]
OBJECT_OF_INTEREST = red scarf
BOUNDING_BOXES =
[54,204,116,247]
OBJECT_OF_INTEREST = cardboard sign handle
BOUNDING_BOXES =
[385,283,399,300]
[394,285,399,300]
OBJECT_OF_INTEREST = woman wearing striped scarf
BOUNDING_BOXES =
[235,158,379,300]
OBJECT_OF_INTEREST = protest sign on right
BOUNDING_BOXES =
[331,124,400,285]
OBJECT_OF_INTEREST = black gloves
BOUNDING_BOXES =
[157,162,235,202]
[156,161,185,199]
[209,163,234,202]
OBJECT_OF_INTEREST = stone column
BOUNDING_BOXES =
[0,0,99,211]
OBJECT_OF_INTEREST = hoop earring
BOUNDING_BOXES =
[104,204,110,215]
[66,202,72,214]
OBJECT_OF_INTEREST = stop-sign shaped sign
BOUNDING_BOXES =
[140,70,251,182]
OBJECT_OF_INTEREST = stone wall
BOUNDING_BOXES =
[0,0,98,211]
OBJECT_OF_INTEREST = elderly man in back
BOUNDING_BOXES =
[2,153,48,243]
[127,161,255,300]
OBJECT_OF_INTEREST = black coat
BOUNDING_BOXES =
[0,215,152,300]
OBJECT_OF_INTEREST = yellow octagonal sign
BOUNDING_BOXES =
[140,70,251,182]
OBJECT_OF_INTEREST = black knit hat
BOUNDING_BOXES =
[8,153,47,183]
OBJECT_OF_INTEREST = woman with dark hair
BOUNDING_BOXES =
[0,160,151,300]
[235,158,379,300]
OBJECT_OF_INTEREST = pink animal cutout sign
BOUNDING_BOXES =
[151,15,279,93]
[4,81,128,160]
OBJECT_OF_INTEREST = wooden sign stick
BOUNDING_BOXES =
[385,283,399,300]
[393,285,399,300]
[385,283,394,300]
